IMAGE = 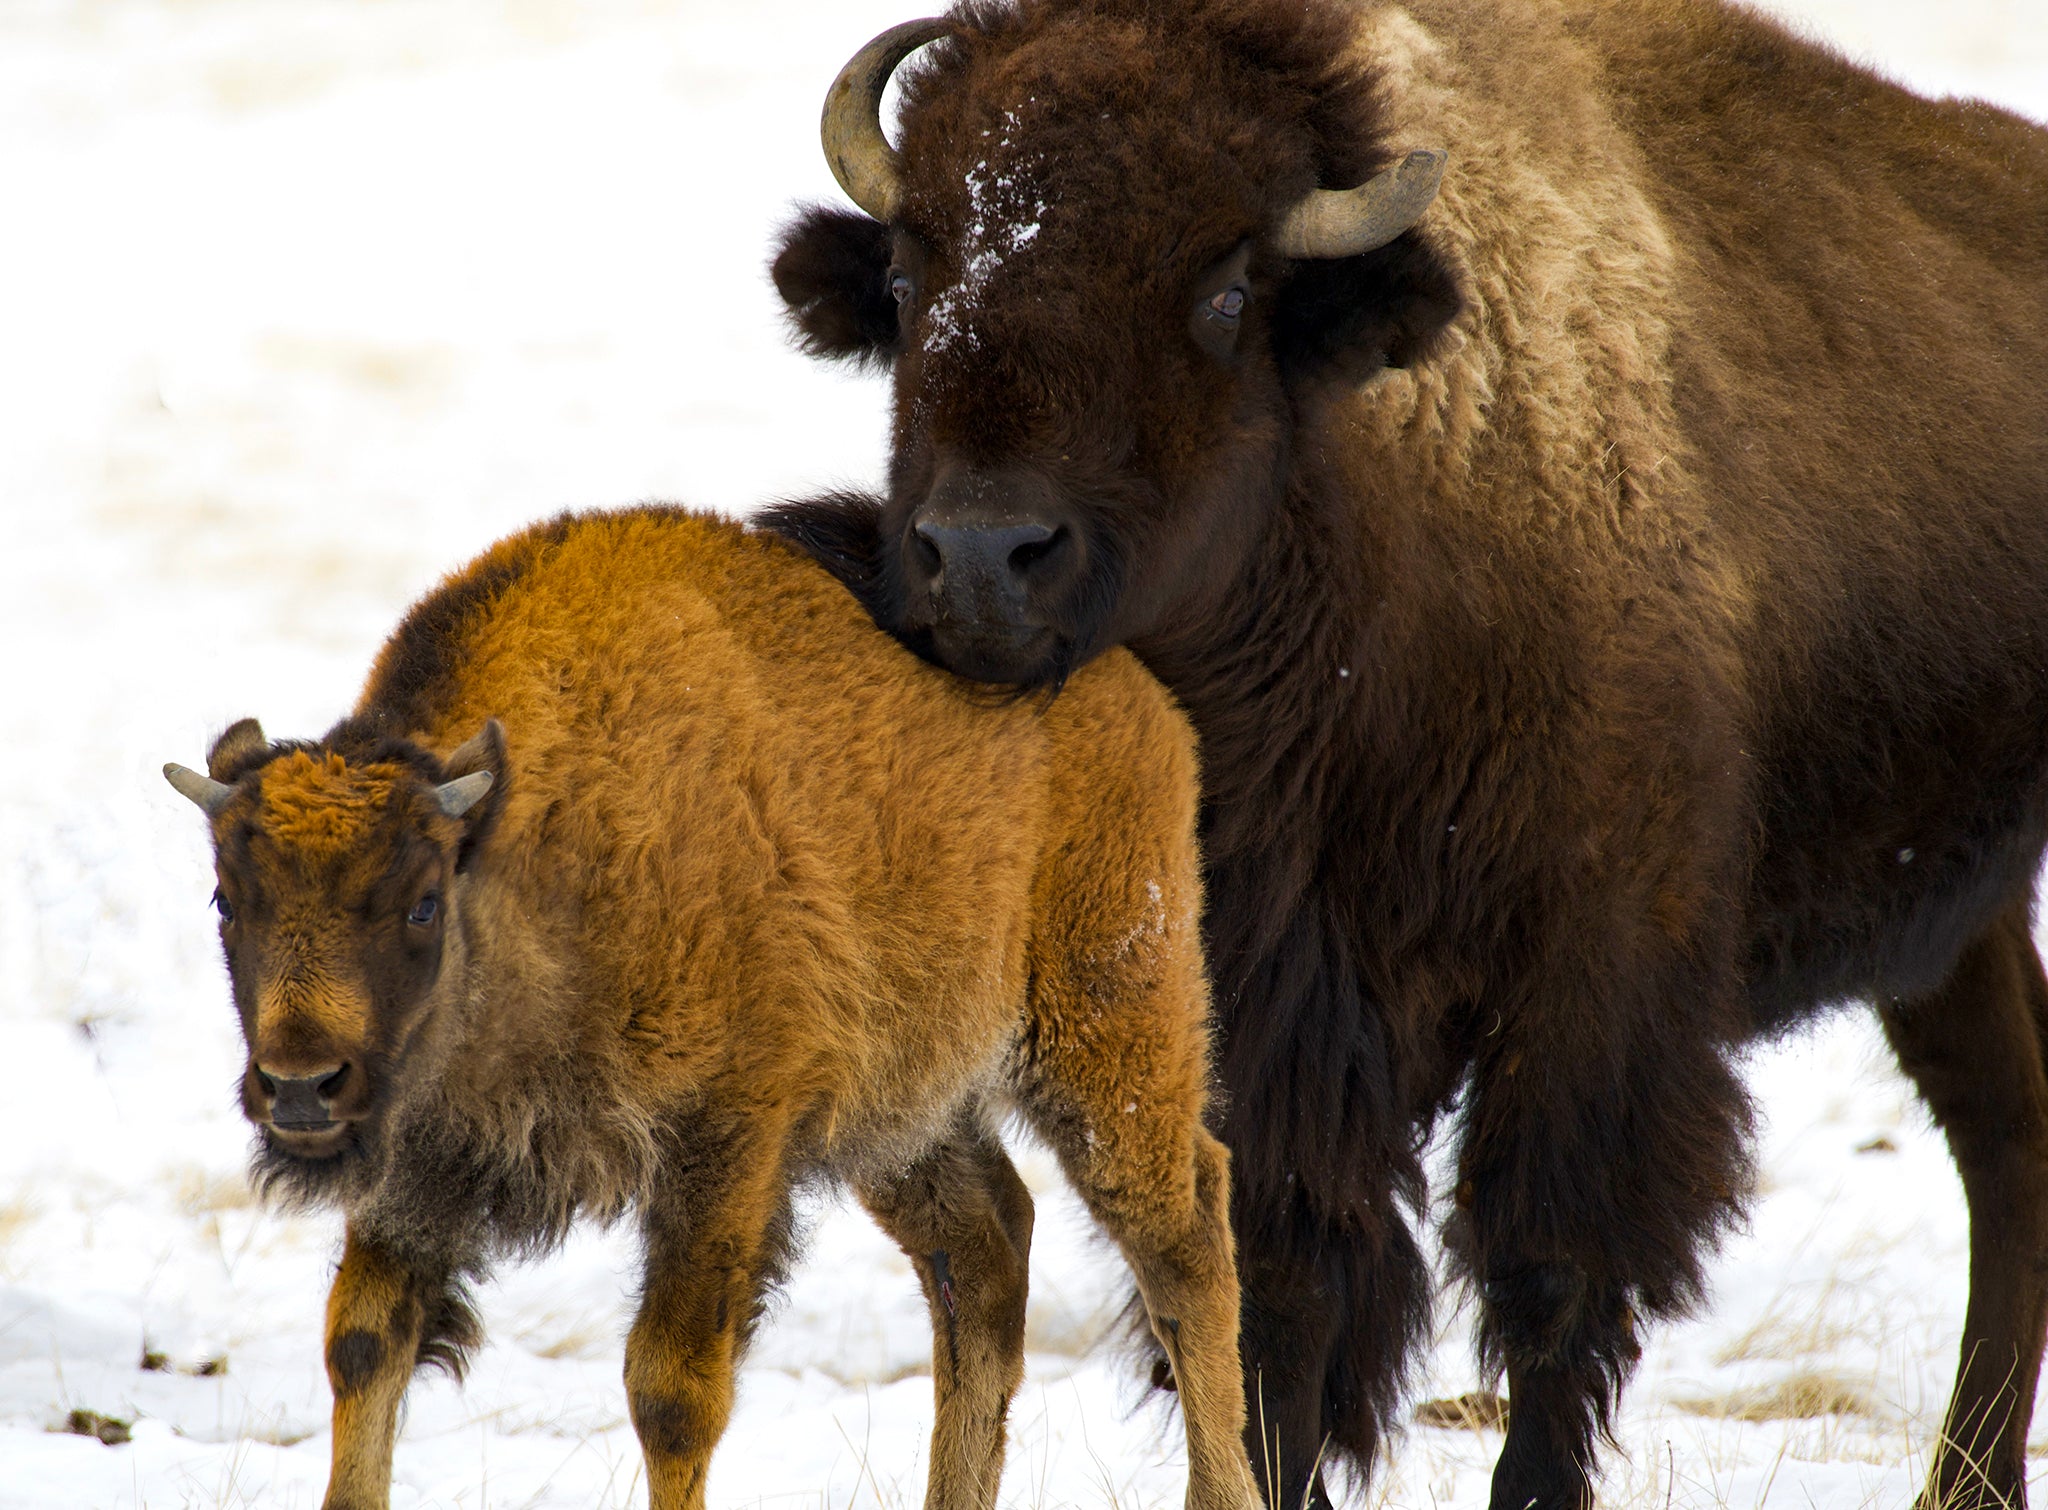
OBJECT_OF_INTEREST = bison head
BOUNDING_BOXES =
[771,0,1463,687]
[164,717,503,1187]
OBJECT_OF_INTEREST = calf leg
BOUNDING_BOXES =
[1047,1105,1260,1510]
[1880,900,2048,1510]
[1017,984,1263,1510]
[1450,979,1752,1510]
[854,1108,1035,1510]
[320,1225,482,1510]
[628,1126,796,1510]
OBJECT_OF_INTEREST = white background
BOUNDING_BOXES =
[2,1,2045,1505]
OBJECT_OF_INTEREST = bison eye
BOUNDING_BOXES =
[212,887,234,923]
[1191,279,1249,359]
[407,893,440,927]
[888,268,914,305]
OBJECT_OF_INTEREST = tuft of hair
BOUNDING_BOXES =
[416,1276,487,1382]
[754,492,892,620]
[916,0,1394,195]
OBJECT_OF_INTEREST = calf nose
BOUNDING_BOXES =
[256,1063,350,1126]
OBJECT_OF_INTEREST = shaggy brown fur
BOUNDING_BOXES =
[767,2,2048,1508]
[165,506,1264,1510]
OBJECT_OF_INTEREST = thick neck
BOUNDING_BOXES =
[1131,479,1376,880]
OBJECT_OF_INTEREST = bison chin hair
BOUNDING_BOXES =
[756,490,1127,699]
[249,1118,381,1212]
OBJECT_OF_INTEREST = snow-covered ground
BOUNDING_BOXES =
[1,1,2044,1505]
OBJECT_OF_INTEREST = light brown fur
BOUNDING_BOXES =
[168,506,1262,1510]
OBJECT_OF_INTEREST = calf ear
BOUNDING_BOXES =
[1271,230,1464,386]
[439,719,507,871]
[206,718,270,781]
[771,206,899,365]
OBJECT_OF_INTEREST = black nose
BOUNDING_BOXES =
[912,517,1067,605]
[257,1063,349,1127]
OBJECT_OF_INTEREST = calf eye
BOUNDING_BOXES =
[888,268,913,304]
[212,887,234,923]
[407,893,440,927]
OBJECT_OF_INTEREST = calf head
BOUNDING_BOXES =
[771,0,1464,687]
[164,717,504,1184]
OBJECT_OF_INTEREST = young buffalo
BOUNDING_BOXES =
[163,505,1260,1510]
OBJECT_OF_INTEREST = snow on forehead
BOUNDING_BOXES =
[257,751,411,857]
[924,104,1053,358]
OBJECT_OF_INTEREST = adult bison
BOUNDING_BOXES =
[764,1,2048,1507]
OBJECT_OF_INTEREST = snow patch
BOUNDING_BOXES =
[922,107,1053,357]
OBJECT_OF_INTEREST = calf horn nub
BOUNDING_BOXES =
[1271,147,1449,259]
[822,17,950,222]
[165,763,235,817]
[434,772,494,818]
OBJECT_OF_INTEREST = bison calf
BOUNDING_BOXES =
[164,505,1261,1510]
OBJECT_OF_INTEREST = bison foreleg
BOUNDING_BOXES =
[627,1124,794,1510]
[854,1108,1034,1510]
[1450,978,1753,1510]
[320,1225,476,1510]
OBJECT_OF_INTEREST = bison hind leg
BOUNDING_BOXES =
[1013,1014,1262,1510]
[854,1107,1033,1510]
[1880,897,2048,1510]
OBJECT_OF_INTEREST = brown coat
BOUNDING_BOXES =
[167,506,1261,1510]
[768,2,2048,1506]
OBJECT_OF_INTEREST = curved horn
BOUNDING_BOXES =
[1271,147,1449,260]
[821,17,950,222]
[164,763,235,817]
[434,771,494,819]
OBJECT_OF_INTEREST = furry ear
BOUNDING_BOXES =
[206,718,270,781]
[771,206,899,365]
[439,718,508,871]
[441,718,505,782]
[1270,230,1465,385]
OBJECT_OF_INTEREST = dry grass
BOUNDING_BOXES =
[0,1188,37,1270]
[58,1408,132,1446]
[1413,1391,1509,1431]
[242,1417,318,1449]
[517,1311,614,1363]
[1673,1368,1881,1423]
[1025,1299,1118,1359]
[175,1167,256,1218]
[0,1191,38,1262]
[1713,1230,1908,1366]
